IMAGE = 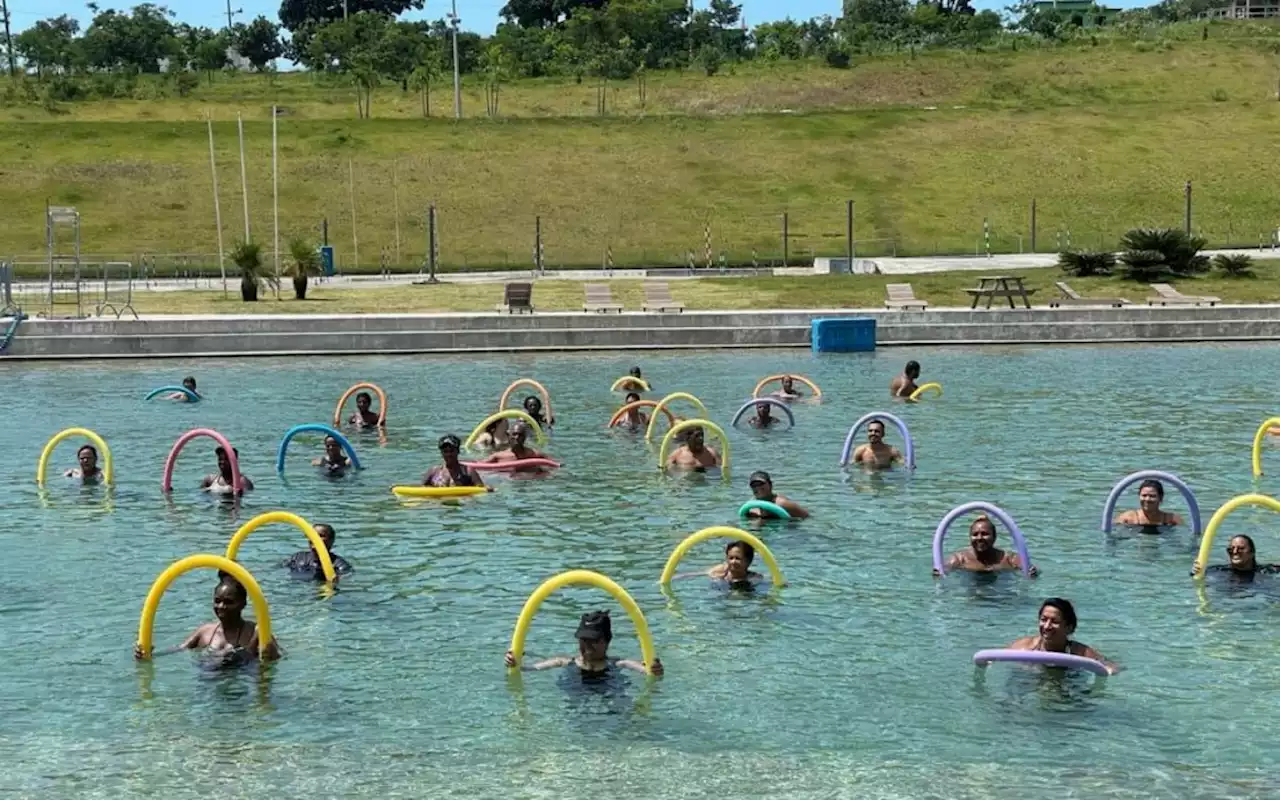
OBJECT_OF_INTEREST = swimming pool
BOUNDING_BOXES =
[3,344,1279,799]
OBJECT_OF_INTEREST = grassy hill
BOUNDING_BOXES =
[8,23,1280,272]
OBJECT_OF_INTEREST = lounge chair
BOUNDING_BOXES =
[884,283,927,311]
[641,281,684,313]
[583,283,623,313]
[1146,283,1219,307]
[1048,281,1129,308]
[495,282,533,314]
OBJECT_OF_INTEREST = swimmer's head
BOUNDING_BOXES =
[213,576,247,621]
[625,392,641,404]
[749,470,773,500]
[686,425,706,451]
[1138,479,1165,513]
[323,435,344,460]
[1227,535,1257,569]
[630,366,642,378]
[315,523,336,552]
[969,515,997,552]
[215,446,239,476]
[781,376,794,392]
[508,421,529,444]
[755,401,772,418]
[576,610,612,659]
[866,419,885,444]
[1038,598,1077,644]
[356,392,372,411]
[905,360,921,379]
[182,376,197,391]
[725,540,755,580]
[523,396,543,416]
[77,444,98,471]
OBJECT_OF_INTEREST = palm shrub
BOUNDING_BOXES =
[1117,228,1209,281]
[1057,250,1115,277]
[1212,252,1254,278]
[287,237,322,299]
[230,240,274,302]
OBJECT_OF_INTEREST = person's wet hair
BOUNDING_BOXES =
[905,360,920,376]
[625,392,641,403]
[1138,479,1165,499]
[630,366,642,378]
[970,515,996,535]
[524,396,542,411]
[1231,534,1257,553]
[215,446,240,458]
[1040,598,1077,630]
[726,540,755,564]
[183,376,197,389]
[217,575,248,603]
[868,419,885,432]
[357,392,372,403]
[438,434,462,451]
[77,444,97,458]
[315,523,335,544]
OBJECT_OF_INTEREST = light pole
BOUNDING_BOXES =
[449,0,462,119]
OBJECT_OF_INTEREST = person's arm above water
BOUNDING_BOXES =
[615,658,664,676]
[504,650,572,671]
[934,550,967,577]
[463,466,491,490]
[135,623,215,659]
[1114,510,1139,525]
[239,476,255,491]
[852,445,867,464]
[248,629,282,661]
[1070,642,1119,675]
[1006,551,1040,577]
[774,494,809,519]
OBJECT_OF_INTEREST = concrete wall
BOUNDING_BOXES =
[7,305,1280,360]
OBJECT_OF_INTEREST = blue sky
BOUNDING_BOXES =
[14,0,1154,35]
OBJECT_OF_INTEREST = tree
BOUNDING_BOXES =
[308,13,390,117]
[14,15,80,79]
[278,0,424,33]
[408,46,443,117]
[499,0,607,29]
[753,20,805,61]
[80,4,180,73]
[233,16,284,72]
[1117,228,1209,281]
[378,20,428,91]
[194,35,229,81]
[842,0,910,27]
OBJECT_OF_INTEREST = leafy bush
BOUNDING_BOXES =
[823,43,852,69]
[1117,227,1208,281]
[696,44,721,77]
[1057,249,1115,277]
[1212,252,1254,278]
[173,71,200,98]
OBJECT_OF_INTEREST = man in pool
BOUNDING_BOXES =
[1114,479,1182,529]
[348,391,382,428]
[481,422,549,471]
[851,419,903,470]
[523,395,554,428]
[618,392,649,430]
[1008,598,1118,675]
[64,444,103,483]
[748,402,781,428]
[201,446,254,494]
[667,425,721,470]
[167,376,200,402]
[744,471,809,519]
[423,434,488,487]
[281,523,353,580]
[890,360,921,398]
[1192,535,1280,578]
[771,376,803,401]
[504,610,663,677]
[616,366,648,392]
[134,574,280,663]
[311,435,351,475]
[935,515,1038,576]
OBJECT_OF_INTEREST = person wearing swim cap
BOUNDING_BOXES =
[667,425,721,470]
[1007,598,1118,675]
[523,395,554,428]
[618,391,649,430]
[480,422,549,472]
[348,391,383,428]
[851,419,902,470]
[1114,479,1182,530]
[890,360,921,398]
[423,434,488,488]
[134,574,280,663]
[504,610,663,677]
[201,447,254,494]
[771,375,802,401]
[749,402,780,428]
[281,523,353,580]
[745,471,808,519]
[311,435,351,476]
[1191,534,1280,578]
[935,515,1037,577]
[64,444,103,483]
[167,376,200,402]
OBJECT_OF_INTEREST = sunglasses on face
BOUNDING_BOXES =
[1227,546,1250,555]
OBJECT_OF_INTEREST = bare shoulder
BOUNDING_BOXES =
[1115,510,1137,524]
[1007,636,1037,650]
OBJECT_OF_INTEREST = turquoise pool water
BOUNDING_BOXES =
[3,345,1280,799]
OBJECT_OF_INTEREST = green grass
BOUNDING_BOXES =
[7,28,1280,269]
[117,264,1280,315]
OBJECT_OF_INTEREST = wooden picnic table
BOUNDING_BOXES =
[965,275,1035,309]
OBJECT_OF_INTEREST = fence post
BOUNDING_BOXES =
[426,204,439,283]
[322,217,328,247]
[704,219,712,269]
[983,218,991,258]
[846,199,854,265]
[535,215,543,274]
[782,212,789,267]
[1029,199,1037,253]
[1184,180,1192,235]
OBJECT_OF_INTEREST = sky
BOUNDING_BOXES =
[12,0,1155,36]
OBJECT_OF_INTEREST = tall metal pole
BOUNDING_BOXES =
[782,212,789,267]
[427,204,439,283]
[450,0,462,120]
[1,0,14,78]
[348,158,359,272]
[207,117,227,298]
[1030,198,1037,253]
[237,113,251,242]
[271,105,280,299]
[846,199,854,265]
[343,0,349,18]
[535,215,543,273]
[1184,180,1192,235]
[392,161,401,266]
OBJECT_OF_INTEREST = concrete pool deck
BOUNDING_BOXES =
[7,303,1280,360]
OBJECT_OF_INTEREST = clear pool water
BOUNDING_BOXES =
[3,345,1280,799]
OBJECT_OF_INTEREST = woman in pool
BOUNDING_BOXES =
[167,376,200,402]
[1192,534,1280,578]
[1114,479,1182,529]
[64,444,103,484]
[422,434,487,488]
[935,515,1037,576]
[615,366,649,393]
[134,574,280,664]
[617,392,649,430]
[1007,598,1118,675]
[523,395,554,429]
[504,610,663,677]
[472,418,509,451]
[311,435,351,475]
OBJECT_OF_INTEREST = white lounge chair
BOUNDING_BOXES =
[583,283,623,313]
[884,283,927,311]
[1049,281,1129,308]
[642,282,684,313]
[1146,283,1219,307]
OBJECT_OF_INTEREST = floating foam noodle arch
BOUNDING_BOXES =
[752,374,822,399]
[1251,417,1280,477]
[1100,470,1201,535]
[162,428,241,493]
[932,501,1033,577]
[609,400,675,429]
[508,569,657,672]
[730,397,796,429]
[1193,493,1280,578]
[659,527,785,586]
[838,412,915,469]
[135,554,272,660]
[224,510,336,583]
[909,383,943,401]
[611,376,651,393]
[145,385,200,402]
[658,419,731,475]
[972,648,1109,677]
[644,392,709,441]
[738,500,791,520]
[333,382,387,428]
[463,409,547,450]
[37,427,114,487]
[499,379,553,421]
[276,424,361,474]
